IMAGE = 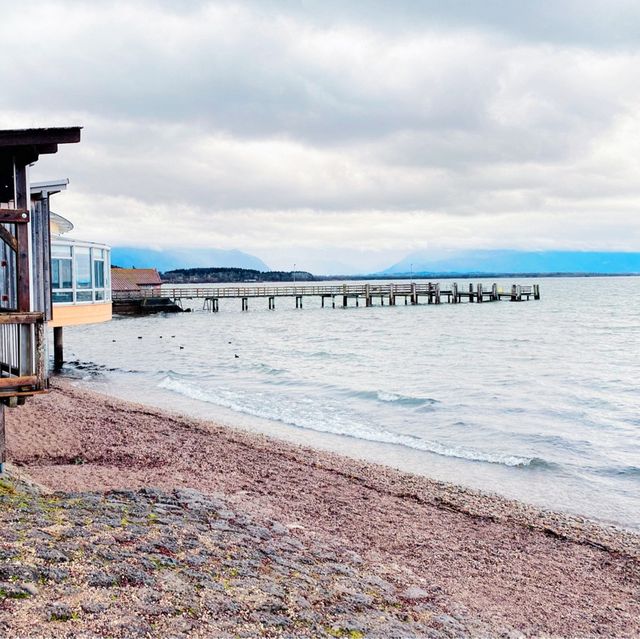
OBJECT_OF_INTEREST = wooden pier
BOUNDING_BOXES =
[112,282,540,312]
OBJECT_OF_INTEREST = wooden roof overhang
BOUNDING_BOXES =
[0,127,82,164]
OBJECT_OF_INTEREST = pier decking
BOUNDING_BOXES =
[112,282,540,312]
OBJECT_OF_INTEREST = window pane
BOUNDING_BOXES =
[61,260,72,288]
[94,260,105,288]
[75,247,92,288]
[52,260,60,288]
[53,291,73,303]
[95,290,104,301]
[92,248,105,260]
[52,259,72,288]
[76,291,93,302]
[52,244,72,258]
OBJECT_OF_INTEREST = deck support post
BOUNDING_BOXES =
[511,285,517,301]
[477,283,483,303]
[295,296,302,309]
[533,284,540,300]
[268,297,275,310]
[241,298,248,311]
[332,296,335,309]
[435,283,441,304]
[492,283,498,301]
[452,282,458,304]
[53,326,64,370]
[213,298,219,312]
[0,405,5,475]
[343,295,348,308]
[411,283,417,305]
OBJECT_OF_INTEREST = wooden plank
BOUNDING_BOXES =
[0,209,29,223]
[0,375,37,389]
[0,312,43,324]
[0,127,81,148]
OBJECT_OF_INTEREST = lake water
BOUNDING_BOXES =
[58,277,640,530]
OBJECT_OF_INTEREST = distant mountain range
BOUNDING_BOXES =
[111,247,269,272]
[383,250,640,275]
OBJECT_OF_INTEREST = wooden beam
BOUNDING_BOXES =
[14,163,30,312]
[0,226,17,252]
[0,127,81,148]
[0,209,29,223]
[0,312,43,325]
[0,375,37,389]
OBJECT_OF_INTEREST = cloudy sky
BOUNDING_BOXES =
[2,0,640,273]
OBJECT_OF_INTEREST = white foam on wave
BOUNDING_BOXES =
[158,376,537,468]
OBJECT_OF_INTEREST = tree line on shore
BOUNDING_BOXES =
[160,267,315,283]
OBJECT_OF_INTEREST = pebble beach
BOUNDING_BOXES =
[1,379,639,637]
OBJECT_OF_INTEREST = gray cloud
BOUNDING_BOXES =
[1,0,639,273]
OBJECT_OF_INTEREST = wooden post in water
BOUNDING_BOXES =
[268,296,275,310]
[213,298,219,312]
[435,283,441,304]
[295,296,303,309]
[343,295,348,308]
[511,285,517,301]
[53,326,64,370]
[452,282,458,303]
[534,284,540,300]
[365,284,371,307]
[516,285,522,301]
[241,298,248,311]
[477,283,483,303]
[411,283,417,305]
[492,283,498,301]
[388,284,395,306]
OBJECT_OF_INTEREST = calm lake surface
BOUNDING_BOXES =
[59,276,640,530]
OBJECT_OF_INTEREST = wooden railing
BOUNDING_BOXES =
[115,283,447,300]
[0,312,46,401]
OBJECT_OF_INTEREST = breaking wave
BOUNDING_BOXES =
[158,375,543,468]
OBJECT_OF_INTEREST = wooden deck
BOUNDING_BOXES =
[112,282,540,311]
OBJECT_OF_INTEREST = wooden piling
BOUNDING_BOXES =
[477,283,483,303]
[0,405,5,475]
[492,283,498,301]
[53,326,64,370]
[241,298,248,311]
[534,284,540,300]
[452,282,458,303]
[435,283,441,304]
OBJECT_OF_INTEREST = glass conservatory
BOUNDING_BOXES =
[51,238,111,305]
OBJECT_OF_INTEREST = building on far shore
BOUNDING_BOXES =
[110,267,183,315]
[111,267,162,294]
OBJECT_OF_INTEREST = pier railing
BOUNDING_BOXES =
[112,282,540,309]
[0,312,47,401]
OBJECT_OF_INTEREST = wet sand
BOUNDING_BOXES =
[7,379,640,637]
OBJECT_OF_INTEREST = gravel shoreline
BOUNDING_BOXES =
[3,379,640,637]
